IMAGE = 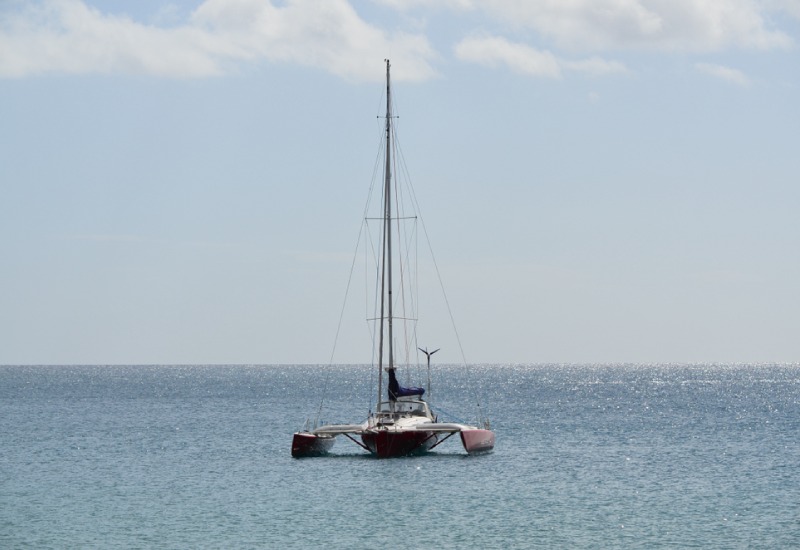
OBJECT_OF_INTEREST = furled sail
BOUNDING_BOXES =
[387,368,425,401]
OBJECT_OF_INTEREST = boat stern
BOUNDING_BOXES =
[291,432,335,458]
[460,429,495,454]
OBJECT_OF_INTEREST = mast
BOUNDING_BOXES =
[377,59,393,406]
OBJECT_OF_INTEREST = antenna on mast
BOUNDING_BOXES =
[418,347,440,400]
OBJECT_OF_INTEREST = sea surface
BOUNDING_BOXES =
[1,363,799,548]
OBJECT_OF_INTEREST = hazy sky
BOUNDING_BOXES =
[2,0,799,365]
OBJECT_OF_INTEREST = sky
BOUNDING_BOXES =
[1,0,799,365]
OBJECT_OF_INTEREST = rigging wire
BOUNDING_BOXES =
[395,139,490,426]
[312,72,489,429]
[390,123,422,385]
[313,127,386,426]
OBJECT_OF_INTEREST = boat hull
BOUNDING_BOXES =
[460,429,495,454]
[291,432,335,458]
[361,429,438,458]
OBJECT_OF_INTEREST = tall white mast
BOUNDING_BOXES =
[377,59,393,406]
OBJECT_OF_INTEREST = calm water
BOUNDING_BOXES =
[2,364,799,548]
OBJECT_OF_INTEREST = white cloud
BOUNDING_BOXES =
[563,57,628,76]
[373,0,475,10]
[455,35,627,78]
[0,0,222,77]
[454,35,561,77]
[695,62,751,86]
[191,0,437,81]
[2,0,793,80]
[391,0,794,52]
[0,0,437,80]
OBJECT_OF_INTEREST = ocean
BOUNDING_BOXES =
[1,364,798,548]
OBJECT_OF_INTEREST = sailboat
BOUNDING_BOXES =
[291,60,495,458]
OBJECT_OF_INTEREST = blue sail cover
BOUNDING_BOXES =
[387,368,424,401]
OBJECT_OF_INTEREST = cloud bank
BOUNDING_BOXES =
[455,35,628,79]
[0,0,795,79]
[0,0,436,80]
[385,0,795,52]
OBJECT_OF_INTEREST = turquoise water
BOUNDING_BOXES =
[2,364,799,548]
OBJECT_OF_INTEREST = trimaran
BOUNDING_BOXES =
[291,60,495,458]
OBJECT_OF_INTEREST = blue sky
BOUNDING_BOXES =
[1,0,799,365]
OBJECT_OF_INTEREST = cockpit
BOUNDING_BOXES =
[376,399,431,418]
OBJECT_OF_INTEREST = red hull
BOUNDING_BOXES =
[460,429,495,454]
[291,432,335,458]
[361,430,437,458]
